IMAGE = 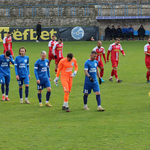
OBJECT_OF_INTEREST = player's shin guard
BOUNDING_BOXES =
[6,84,9,97]
[114,70,118,80]
[1,84,5,95]
[25,86,29,98]
[38,93,42,103]
[147,71,150,81]
[83,94,88,105]
[100,68,104,78]
[19,88,23,99]
[96,95,101,106]
[111,69,114,77]
[46,92,51,102]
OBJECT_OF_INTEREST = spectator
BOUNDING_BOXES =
[91,37,95,41]
[116,26,122,39]
[36,22,41,43]
[128,25,134,41]
[104,25,111,41]
[110,25,116,40]
[122,25,128,40]
[138,25,145,40]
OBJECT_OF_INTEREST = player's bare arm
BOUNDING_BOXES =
[84,70,90,77]
[144,51,150,56]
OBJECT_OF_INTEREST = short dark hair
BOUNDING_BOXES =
[59,38,63,42]
[91,51,97,55]
[67,53,73,59]
[7,32,11,34]
[39,22,41,23]
[6,51,11,56]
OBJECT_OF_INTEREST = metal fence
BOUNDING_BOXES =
[0,3,149,18]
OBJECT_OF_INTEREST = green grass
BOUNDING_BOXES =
[0,40,150,150]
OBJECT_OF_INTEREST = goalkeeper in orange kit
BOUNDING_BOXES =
[54,53,78,112]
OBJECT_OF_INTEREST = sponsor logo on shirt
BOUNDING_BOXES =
[19,63,25,68]
[89,68,96,73]
[66,67,73,72]
[1,62,8,67]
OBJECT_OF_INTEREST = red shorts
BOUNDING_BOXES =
[145,61,150,68]
[61,77,73,92]
[111,60,118,67]
[48,51,55,61]
[98,61,104,68]
[55,56,64,65]
[3,49,14,56]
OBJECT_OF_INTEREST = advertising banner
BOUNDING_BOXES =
[0,26,99,42]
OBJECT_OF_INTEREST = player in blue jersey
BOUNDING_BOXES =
[15,47,30,104]
[34,51,52,107]
[83,51,105,111]
[0,51,14,101]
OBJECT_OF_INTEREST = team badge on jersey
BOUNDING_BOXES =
[95,63,97,67]
[24,59,27,63]
[71,62,74,66]
[6,59,9,62]
[45,62,48,66]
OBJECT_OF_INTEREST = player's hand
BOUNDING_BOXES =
[5,56,9,59]
[37,80,40,84]
[28,75,31,79]
[16,75,19,80]
[99,78,102,84]
[70,71,77,78]
[123,54,125,57]
[89,76,94,82]
[54,55,57,59]
[107,60,109,62]
[54,77,59,86]
[49,78,51,82]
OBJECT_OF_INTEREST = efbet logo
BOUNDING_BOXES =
[0,27,9,42]
[0,27,58,42]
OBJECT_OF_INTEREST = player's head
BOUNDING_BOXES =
[147,38,150,44]
[112,25,114,28]
[130,24,132,28]
[115,38,120,45]
[5,50,11,57]
[124,25,126,28]
[38,22,41,25]
[19,47,26,56]
[90,51,97,61]
[52,35,56,41]
[41,51,46,60]
[58,38,63,44]
[7,32,11,37]
[97,40,102,48]
[67,53,73,61]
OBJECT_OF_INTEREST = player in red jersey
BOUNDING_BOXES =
[93,40,106,82]
[3,32,14,59]
[144,38,150,83]
[107,38,125,83]
[48,35,57,66]
[52,38,64,74]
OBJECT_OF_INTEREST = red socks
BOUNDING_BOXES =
[100,68,104,78]
[114,70,118,80]
[147,71,150,81]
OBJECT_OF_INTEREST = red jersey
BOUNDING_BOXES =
[107,43,124,61]
[144,44,150,61]
[3,36,12,51]
[93,46,106,63]
[52,42,63,58]
[48,40,57,52]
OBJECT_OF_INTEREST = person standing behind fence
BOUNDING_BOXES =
[138,25,145,40]
[110,25,116,40]
[104,25,111,41]
[122,25,128,40]
[127,25,134,41]
[116,26,122,39]
[36,22,41,43]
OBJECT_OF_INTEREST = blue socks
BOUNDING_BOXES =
[96,95,101,106]
[38,93,42,103]
[46,92,51,102]
[6,84,9,96]
[1,84,4,94]
[25,86,29,98]
[19,88,23,99]
[83,95,88,105]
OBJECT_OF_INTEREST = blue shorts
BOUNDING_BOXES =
[83,81,100,94]
[37,78,51,90]
[17,76,29,86]
[0,74,10,84]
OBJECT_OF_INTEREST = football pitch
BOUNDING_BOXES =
[0,40,150,150]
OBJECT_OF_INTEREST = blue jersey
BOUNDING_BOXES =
[84,59,98,83]
[0,54,14,76]
[34,59,50,81]
[15,55,30,78]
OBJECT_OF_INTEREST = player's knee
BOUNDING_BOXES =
[113,67,117,70]
[38,90,42,94]
[95,92,100,95]
[19,86,23,89]
[47,87,51,92]
[25,84,29,87]
[84,94,88,96]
